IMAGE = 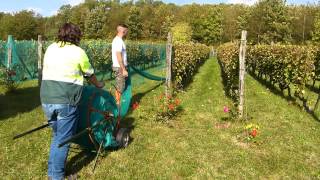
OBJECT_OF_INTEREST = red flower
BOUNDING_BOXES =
[132,102,139,110]
[175,98,180,105]
[250,129,258,138]
[168,104,175,111]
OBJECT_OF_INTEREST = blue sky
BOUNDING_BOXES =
[0,0,318,17]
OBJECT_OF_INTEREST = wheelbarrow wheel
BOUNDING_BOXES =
[116,128,130,148]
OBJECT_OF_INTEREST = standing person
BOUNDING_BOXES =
[112,24,128,105]
[40,23,104,180]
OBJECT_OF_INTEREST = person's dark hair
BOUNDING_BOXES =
[57,23,82,46]
[118,23,128,29]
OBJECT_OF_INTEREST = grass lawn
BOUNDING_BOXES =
[1,58,320,179]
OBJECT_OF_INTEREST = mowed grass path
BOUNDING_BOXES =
[0,58,320,179]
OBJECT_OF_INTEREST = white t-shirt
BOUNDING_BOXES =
[112,36,127,68]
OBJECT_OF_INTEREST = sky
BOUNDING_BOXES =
[0,0,318,17]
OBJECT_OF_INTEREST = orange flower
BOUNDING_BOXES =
[175,98,180,105]
[250,129,258,138]
[168,104,175,111]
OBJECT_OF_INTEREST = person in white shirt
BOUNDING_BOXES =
[112,24,128,105]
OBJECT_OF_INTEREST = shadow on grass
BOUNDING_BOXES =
[250,73,295,102]
[65,117,136,176]
[66,150,96,176]
[0,86,40,121]
[249,73,320,122]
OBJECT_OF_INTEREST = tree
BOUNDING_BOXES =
[126,6,143,40]
[222,4,247,42]
[84,3,109,39]
[289,5,318,43]
[160,15,174,40]
[190,7,223,45]
[56,5,72,26]
[171,22,192,43]
[0,11,40,40]
[0,13,14,40]
[246,0,292,44]
[70,4,90,32]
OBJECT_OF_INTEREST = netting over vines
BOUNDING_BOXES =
[0,37,167,83]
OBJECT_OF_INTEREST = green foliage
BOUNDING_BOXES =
[247,45,315,98]
[0,67,18,92]
[312,12,320,42]
[172,42,210,88]
[222,5,248,42]
[84,3,109,39]
[171,22,192,43]
[217,43,317,101]
[289,5,318,43]
[243,0,292,44]
[191,7,223,45]
[0,11,41,40]
[217,43,239,101]
[126,6,143,40]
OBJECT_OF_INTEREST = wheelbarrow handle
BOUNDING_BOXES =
[13,123,50,140]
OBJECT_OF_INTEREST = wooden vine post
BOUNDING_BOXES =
[7,35,12,70]
[166,32,173,97]
[38,35,43,86]
[238,30,247,118]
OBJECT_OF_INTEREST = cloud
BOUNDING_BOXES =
[26,7,43,14]
[64,0,85,6]
[227,0,258,5]
[50,10,58,16]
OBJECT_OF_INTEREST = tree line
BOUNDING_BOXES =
[0,0,319,45]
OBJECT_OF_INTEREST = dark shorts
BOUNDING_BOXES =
[112,67,126,93]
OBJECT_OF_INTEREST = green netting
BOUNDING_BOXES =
[129,65,166,81]
[0,41,6,67]
[1,37,167,84]
[1,36,39,81]
[15,40,38,79]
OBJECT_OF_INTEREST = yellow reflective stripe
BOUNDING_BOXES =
[79,50,94,75]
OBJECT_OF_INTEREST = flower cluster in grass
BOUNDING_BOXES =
[244,123,260,141]
[154,93,182,122]
[0,67,18,92]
